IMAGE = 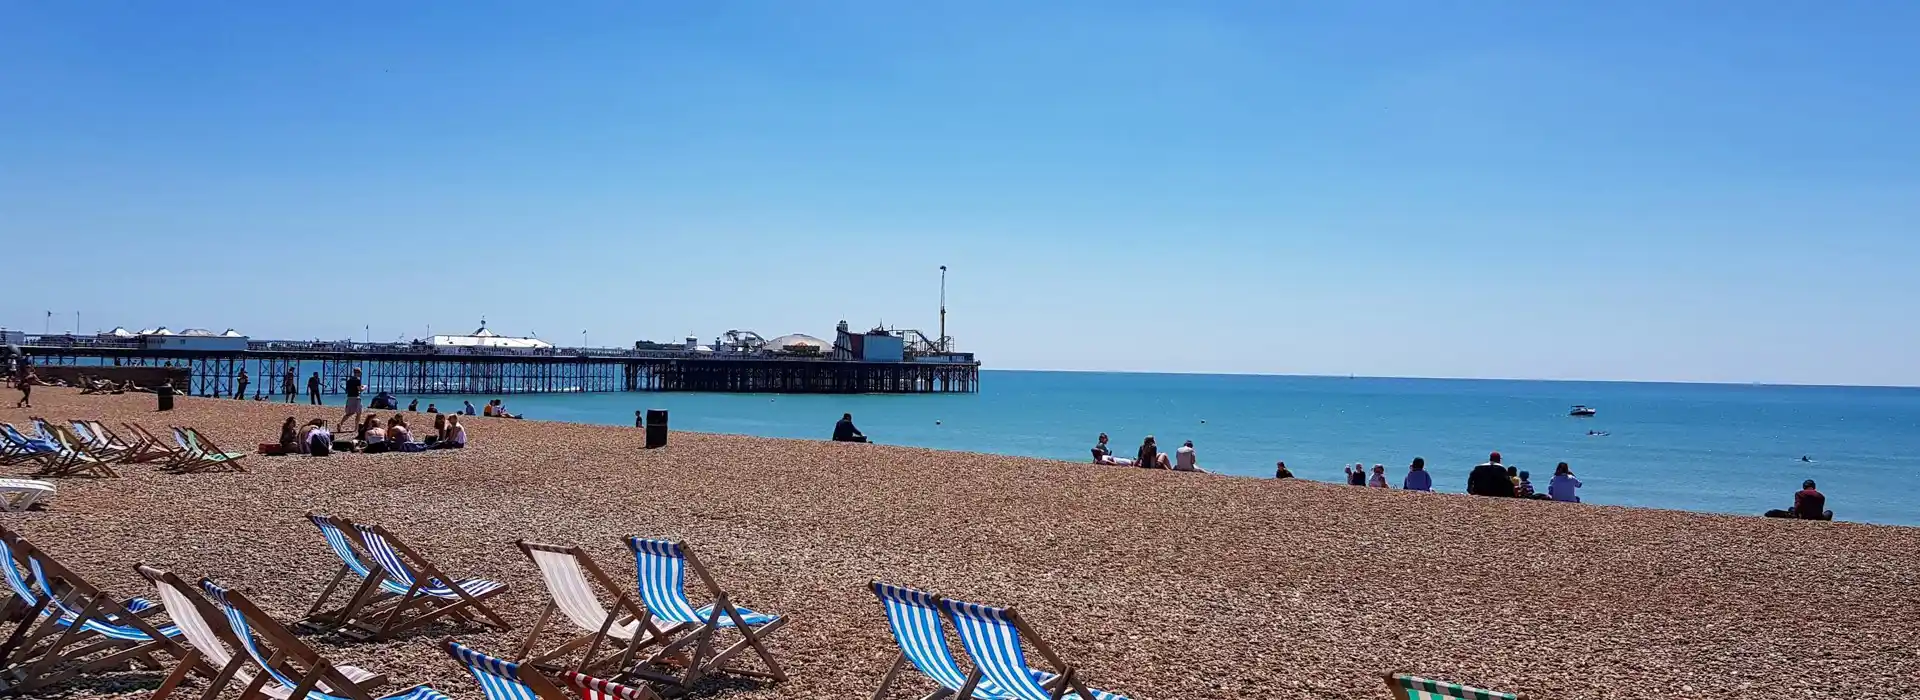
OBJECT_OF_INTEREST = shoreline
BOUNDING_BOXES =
[3,387,1916,699]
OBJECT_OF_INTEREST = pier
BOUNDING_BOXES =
[8,334,980,398]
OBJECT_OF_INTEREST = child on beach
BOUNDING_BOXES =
[1517,470,1539,498]
[1369,464,1388,488]
[1345,464,1366,486]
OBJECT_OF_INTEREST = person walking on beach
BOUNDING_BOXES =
[1092,433,1112,462]
[1403,457,1433,491]
[1345,464,1367,486]
[1368,464,1389,488]
[234,368,249,399]
[832,413,868,443]
[1468,452,1516,497]
[283,367,298,403]
[1136,436,1160,469]
[1549,462,1582,502]
[307,372,322,405]
[13,370,36,409]
[340,369,365,427]
[1275,461,1293,479]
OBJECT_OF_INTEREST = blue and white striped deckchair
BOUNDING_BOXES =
[346,522,510,640]
[1385,673,1525,700]
[27,421,117,478]
[0,529,186,694]
[938,597,1130,700]
[197,578,451,700]
[296,514,408,633]
[871,581,1003,699]
[443,640,658,700]
[0,423,59,467]
[137,564,387,700]
[623,537,787,687]
[513,540,667,674]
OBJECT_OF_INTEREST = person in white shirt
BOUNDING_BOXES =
[432,415,467,449]
[1173,440,1204,472]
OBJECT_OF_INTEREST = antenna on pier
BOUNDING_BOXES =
[938,265,948,352]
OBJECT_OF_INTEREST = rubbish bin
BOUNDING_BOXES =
[645,409,668,449]
[156,384,175,412]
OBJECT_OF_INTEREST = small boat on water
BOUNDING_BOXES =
[1569,405,1597,417]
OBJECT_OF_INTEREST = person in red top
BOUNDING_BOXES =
[1792,480,1832,520]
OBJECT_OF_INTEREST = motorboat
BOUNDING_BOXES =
[1569,405,1597,417]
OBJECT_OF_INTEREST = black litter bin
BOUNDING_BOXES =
[645,409,668,449]
[156,384,175,411]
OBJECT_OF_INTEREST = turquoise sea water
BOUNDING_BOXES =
[366,371,1919,526]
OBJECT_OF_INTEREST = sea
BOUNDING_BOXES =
[346,371,1919,527]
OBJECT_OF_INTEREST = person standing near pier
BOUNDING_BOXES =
[341,368,365,427]
[306,372,322,405]
[234,368,249,399]
[283,367,298,403]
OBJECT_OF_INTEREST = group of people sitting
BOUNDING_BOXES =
[1090,433,1205,472]
[75,374,149,395]
[277,412,467,456]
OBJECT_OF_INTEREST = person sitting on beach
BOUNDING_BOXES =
[1517,470,1541,498]
[1468,452,1516,497]
[1345,464,1366,486]
[1402,457,1432,491]
[1092,433,1112,462]
[426,403,438,413]
[1274,461,1293,479]
[388,414,414,446]
[1549,462,1582,502]
[302,419,332,456]
[1097,454,1136,466]
[1369,464,1389,488]
[433,412,448,439]
[832,413,869,443]
[1506,465,1521,492]
[1767,480,1833,520]
[407,398,418,412]
[636,410,645,428]
[432,415,466,449]
[1173,440,1203,472]
[278,417,299,454]
[361,415,387,452]
[462,400,477,416]
[1136,436,1160,469]
[356,414,378,442]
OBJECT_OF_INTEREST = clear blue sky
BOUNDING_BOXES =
[4,2,1917,386]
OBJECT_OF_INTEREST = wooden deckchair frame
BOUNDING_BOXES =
[138,564,389,700]
[341,523,512,641]
[197,579,408,700]
[296,514,401,634]
[68,420,138,463]
[1384,672,1528,700]
[31,422,119,478]
[0,424,56,468]
[122,423,193,469]
[946,602,1102,700]
[513,541,670,676]
[92,421,169,464]
[0,528,187,695]
[622,540,787,689]
[174,427,247,473]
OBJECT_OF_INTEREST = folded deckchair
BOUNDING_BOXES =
[168,427,247,473]
[1384,673,1525,700]
[621,537,786,688]
[444,640,659,700]
[513,541,669,674]
[29,422,118,478]
[871,583,1128,700]
[937,596,1129,700]
[343,522,511,640]
[194,577,451,700]
[0,479,55,512]
[0,528,186,694]
[90,421,169,463]
[136,564,387,700]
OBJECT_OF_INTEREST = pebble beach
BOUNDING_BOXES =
[3,387,1916,699]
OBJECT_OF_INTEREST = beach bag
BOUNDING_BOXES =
[258,442,285,456]
[309,434,332,456]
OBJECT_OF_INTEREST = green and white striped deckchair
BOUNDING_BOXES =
[1386,673,1525,700]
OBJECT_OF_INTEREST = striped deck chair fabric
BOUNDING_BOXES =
[0,537,179,641]
[564,669,659,700]
[33,423,118,478]
[345,523,510,639]
[298,514,407,632]
[138,565,387,700]
[444,640,652,700]
[199,579,451,700]
[514,541,662,673]
[67,422,132,461]
[178,428,247,471]
[870,581,1011,698]
[0,532,184,694]
[1386,674,1523,700]
[90,421,165,463]
[939,598,1129,700]
[622,537,787,686]
[0,424,59,467]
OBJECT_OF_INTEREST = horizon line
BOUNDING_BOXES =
[980,367,1920,391]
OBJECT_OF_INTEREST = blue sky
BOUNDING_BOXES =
[4,2,1917,385]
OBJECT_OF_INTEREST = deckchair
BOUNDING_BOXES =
[122,423,193,468]
[1384,673,1525,700]
[297,514,405,633]
[443,640,658,700]
[31,422,118,478]
[0,424,59,467]
[170,427,248,473]
[344,522,511,640]
[136,564,387,700]
[91,421,169,463]
[937,596,1129,700]
[870,583,1127,700]
[513,541,669,674]
[621,537,786,687]
[0,528,186,694]
[0,479,55,512]
[194,577,451,700]
[67,421,133,462]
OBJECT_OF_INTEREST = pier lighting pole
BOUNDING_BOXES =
[939,265,947,352]
[582,330,588,348]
